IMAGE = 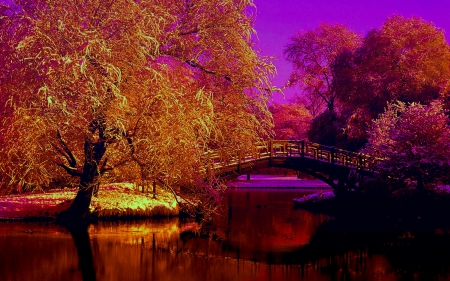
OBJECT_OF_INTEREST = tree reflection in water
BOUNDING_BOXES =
[68,225,96,281]
[3,188,450,280]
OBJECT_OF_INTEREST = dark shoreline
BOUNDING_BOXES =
[294,190,450,232]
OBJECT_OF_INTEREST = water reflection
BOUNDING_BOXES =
[0,222,81,281]
[211,188,330,263]
[2,187,450,280]
[71,230,96,281]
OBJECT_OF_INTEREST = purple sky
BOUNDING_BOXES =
[252,0,450,103]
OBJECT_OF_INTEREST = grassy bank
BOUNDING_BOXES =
[0,184,179,220]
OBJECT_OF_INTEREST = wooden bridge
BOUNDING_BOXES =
[205,140,382,194]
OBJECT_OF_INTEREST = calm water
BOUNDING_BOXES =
[2,187,450,281]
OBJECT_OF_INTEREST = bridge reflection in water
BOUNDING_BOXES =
[2,187,449,281]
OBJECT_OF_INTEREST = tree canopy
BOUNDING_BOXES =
[284,23,362,113]
[284,16,450,151]
[365,100,450,190]
[269,102,311,140]
[0,0,275,219]
[335,15,450,143]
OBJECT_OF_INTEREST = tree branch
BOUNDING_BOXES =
[100,156,131,174]
[56,158,82,177]
[184,59,231,82]
[56,130,77,167]
[155,177,181,205]
[179,28,199,36]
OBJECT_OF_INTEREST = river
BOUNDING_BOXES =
[2,180,450,280]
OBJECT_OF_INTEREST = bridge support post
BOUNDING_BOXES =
[334,178,347,197]
[269,139,273,167]
[247,173,250,180]
[301,140,305,158]
[331,147,335,164]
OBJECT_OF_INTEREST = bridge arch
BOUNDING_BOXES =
[207,140,380,194]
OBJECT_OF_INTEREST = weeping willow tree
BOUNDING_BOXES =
[0,0,275,220]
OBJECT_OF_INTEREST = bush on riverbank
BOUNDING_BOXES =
[0,184,178,220]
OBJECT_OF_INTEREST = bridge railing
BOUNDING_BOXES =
[270,140,381,171]
[203,143,269,172]
[203,139,382,174]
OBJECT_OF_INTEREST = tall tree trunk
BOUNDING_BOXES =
[58,138,106,222]
[417,172,425,192]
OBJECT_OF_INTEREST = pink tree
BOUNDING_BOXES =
[365,100,450,190]
[284,23,362,113]
[270,103,311,140]
[336,15,450,143]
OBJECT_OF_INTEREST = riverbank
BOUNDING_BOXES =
[0,184,178,220]
[293,186,450,231]
[0,175,332,220]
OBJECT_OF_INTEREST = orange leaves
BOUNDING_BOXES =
[0,0,274,217]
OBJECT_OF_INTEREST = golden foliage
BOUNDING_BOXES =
[0,0,275,208]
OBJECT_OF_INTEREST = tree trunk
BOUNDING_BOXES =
[58,138,106,222]
[416,172,425,192]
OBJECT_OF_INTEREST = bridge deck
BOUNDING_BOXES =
[204,140,381,176]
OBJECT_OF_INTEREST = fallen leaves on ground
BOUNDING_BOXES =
[0,184,178,220]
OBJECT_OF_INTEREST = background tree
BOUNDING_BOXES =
[306,110,346,147]
[336,15,450,145]
[269,102,311,140]
[365,100,450,191]
[0,0,275,220]
[284,23,362,113]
